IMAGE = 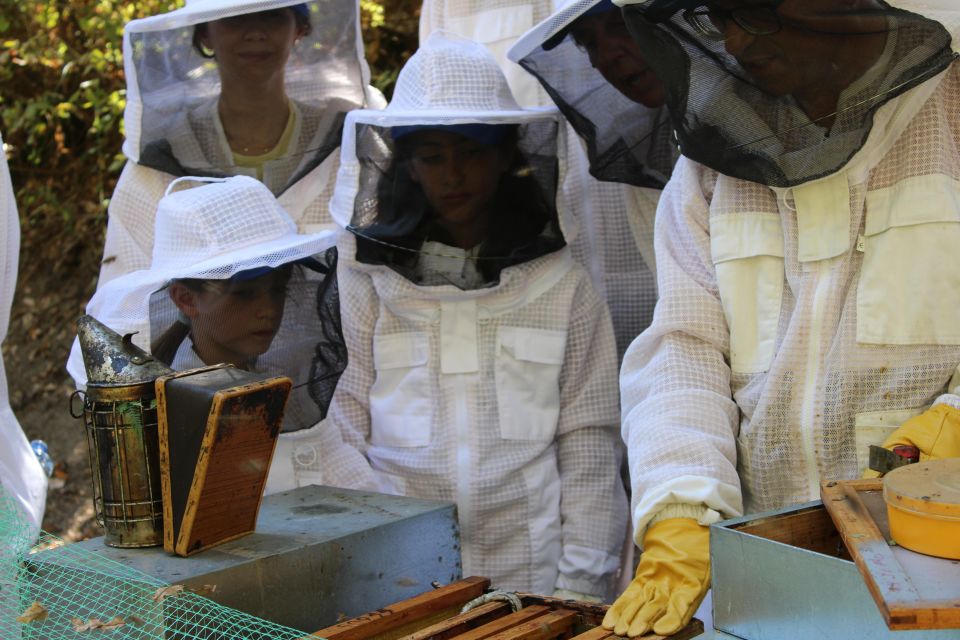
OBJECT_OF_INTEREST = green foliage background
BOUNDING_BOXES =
[0,0,419,412]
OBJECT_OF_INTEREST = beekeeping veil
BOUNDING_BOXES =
[508,0,678,187]
[68,176,346,432]
[122,0,369,194]
[330,32,571,290]
[612,0,958,187]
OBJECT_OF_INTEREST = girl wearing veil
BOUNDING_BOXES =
[326,33,627,601]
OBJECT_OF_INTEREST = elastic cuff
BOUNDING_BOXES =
[552,588,603,603]
[932,394,960,411]
[639,503,722,547]
[554,574,605,598]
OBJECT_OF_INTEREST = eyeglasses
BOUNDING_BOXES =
[682,4,782,40]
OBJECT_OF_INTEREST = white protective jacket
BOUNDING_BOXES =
[0,131,47,538]
[621,59,960,539]
[419,0,660,359]
[324,33,627,597]
[330,234,627,597]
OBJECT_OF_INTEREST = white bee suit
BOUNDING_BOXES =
[621,44,960,540]
[0,132,47,538]
[98,0,384,286]
[325,34,627,597]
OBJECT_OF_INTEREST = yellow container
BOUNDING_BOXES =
[883,458,960,560]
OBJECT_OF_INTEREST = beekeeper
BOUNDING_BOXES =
[0,131,47,540]
[605,0,960,636]
[68,175,376,494]
[97,0,382,286]
[325,32,628,600]
[507,0,679,357]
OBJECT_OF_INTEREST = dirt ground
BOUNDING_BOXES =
[4,226,103,542]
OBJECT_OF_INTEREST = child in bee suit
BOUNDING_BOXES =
[324,32,627,601]
[67,175,377,494]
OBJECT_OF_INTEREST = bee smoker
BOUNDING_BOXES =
[72,315,173,547]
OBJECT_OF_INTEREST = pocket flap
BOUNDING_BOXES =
[865,174,960,236]
[447,5,533,43]
[500,328,567,365]
[373,333,429,370]
[711,213,785,264]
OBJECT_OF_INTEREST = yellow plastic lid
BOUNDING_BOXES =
[883,458,960,520]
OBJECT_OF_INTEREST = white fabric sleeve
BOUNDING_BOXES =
[554,276,626,597]
[279,420,382,492]
[325,262,384,490]
[555,426,627,597]
[98,162,174,286]
[1,130,47,538]
[620,157,743,544]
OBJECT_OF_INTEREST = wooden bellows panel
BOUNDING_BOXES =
[821,478,960,630]
[156,364,291,557]
[311,577,704,640]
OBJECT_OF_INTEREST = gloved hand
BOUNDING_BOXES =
[552,588,603,603]
[602,518,710,637]
[880,404,960,461]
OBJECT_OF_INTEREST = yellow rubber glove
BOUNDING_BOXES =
[601,518,710,637]
[881,404,960,461]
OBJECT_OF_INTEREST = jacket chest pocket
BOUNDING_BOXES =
[858,174,960,345]
[711,213,785,374]
[495,327,567,441]
[370,332,432,447]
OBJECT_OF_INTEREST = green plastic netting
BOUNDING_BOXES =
[0,485,315,639]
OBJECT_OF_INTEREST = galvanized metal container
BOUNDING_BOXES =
[31,485,462,633]
[710,501,959,640]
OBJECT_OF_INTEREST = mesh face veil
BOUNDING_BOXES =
[122,0,369,195]
[69,176,346,432]
[508,0,678,188]
[615,0,958,186]
[331,33,570,290]
[148,250,344,432]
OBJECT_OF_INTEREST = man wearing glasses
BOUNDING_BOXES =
[603,1,960,636]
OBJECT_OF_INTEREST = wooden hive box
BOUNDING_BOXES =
[311,576,703,640]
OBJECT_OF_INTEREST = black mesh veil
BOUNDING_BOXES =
[618,0,957,186]
[345,120,567,290]
[123,0,368,195]
[148,249,346,432]
[509,0,678,187]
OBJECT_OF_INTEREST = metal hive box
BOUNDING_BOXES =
[710,500,960,640]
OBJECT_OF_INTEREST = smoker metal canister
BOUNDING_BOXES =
[73,315,173,548]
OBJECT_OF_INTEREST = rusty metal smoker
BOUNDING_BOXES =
[72,315,173,547]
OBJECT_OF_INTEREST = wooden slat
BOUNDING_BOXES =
[312,577,491,640]
[821,479,960,630]
[448,606,553,640]
[481,609,577,640]
[567,626,614,640]
[395,602,512,640]
[569,618,704,640]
